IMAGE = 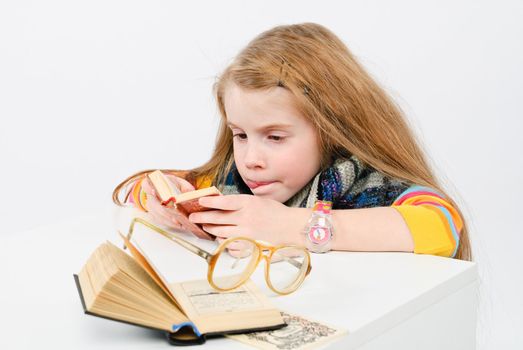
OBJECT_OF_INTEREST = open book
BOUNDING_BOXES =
[146,170,221,240]
[74,223,285,345]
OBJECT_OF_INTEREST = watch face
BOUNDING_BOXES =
[307,225,331,245]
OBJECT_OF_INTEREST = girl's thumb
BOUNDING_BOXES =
[170,176,196,192]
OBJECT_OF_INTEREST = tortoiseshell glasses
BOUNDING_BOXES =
[124,217,312,295]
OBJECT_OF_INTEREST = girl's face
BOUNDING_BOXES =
[224,83,322,203]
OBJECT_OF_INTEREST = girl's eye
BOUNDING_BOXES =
[233,133,247,140]
[268,135,284,141]
[232,133,284,142]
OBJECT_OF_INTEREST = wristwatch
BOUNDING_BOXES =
[304,200,333,253]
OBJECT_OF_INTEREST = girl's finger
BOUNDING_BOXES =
[166,175,195,193]
[201,224,236,237]
[226,249,251,258]
[198,195,243,211]
[224,240,250,251]
[148,205,180,229]
[141,177,156,196]
[189,210,235,225]
[145,194,182,228]
[148,211,171,228]
[216,237,227,245]
[225,243,253,258]
[214,236,251,258]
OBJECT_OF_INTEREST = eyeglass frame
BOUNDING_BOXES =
[122,217,312,295]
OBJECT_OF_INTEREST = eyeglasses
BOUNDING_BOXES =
[123,217,312,295]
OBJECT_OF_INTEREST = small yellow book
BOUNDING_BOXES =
[146,170,221,240]
[74,231,285,345]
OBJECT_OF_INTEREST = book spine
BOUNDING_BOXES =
[172,321,202,338]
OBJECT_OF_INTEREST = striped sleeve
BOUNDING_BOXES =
[391,186,463,258]
[125,177,148,212]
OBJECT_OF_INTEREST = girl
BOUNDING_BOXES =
[113,23,471,260]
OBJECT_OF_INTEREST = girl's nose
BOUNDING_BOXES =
[244,143,266,169]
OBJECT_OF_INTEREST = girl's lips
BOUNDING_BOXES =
[245,180,274,190]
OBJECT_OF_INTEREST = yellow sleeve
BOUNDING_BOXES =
[391,186,463,258]
[195,175,213,189]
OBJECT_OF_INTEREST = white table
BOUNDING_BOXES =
[0,212,478,349]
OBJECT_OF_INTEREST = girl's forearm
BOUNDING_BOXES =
[331,207,414,252]
[286,207,414,252]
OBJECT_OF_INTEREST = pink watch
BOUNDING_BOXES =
[304,201,333,253]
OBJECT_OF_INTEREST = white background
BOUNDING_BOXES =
[1,1,521,348]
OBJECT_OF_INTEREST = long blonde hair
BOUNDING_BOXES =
[113,23,471,260]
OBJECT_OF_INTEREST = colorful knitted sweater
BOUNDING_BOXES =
[127,156,462,258]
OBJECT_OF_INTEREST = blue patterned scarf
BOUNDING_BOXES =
[219,156,410,209]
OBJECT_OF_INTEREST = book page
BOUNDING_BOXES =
[171,279,264,315]
[227,312,348,350]
[169,279,284,335]
[129,222,217,284]
[119,233,180,307]
[77,242,190,332]
[175,186,221,203]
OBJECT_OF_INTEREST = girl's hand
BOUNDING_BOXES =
[188,194,296,247]
[141,174,195,230]
[215,237,254,258]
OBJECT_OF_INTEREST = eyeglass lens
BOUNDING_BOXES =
[268,247,308,293]
[212,239,308,293]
